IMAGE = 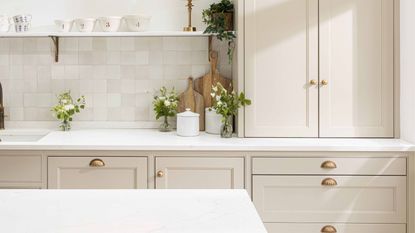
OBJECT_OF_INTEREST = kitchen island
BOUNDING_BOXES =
[0,189,266,233]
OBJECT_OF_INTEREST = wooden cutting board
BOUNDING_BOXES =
[178,77,205,131]
[194,50,232,108]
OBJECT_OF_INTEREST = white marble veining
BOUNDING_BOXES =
[0,189,267,233]
[0,129,413,151]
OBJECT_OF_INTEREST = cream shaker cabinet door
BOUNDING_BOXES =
[48,157,147,189]
[265,223,406,233]
[319,0,394,137]
[253,176,406,223]
[155,157,244,189]
[244,0,319,137]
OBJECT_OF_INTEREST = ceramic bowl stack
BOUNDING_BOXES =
[0,15,11,32]
[74,18,96,32]
[123,15,151,32]
[98,16,122,32]
[13,14,32,32]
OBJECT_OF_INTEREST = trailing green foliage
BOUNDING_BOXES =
[202,0,236,63]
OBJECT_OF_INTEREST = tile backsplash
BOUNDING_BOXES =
[0,37,231,128]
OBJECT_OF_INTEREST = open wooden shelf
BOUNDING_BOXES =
[0,31,210,38]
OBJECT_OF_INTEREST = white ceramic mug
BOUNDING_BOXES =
[98,16,122,32]
[55,19,73,32]
[75,18,96,32]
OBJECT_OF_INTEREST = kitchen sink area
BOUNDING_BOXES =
[0,130,49,143]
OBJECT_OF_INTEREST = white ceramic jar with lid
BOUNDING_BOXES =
[176,108,200,137]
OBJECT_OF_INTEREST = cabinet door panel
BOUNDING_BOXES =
[253,176,406,223]
[156,157,244,189]
[48,157,147,189]
[265,223,406,233]
[319,0,394,137]
[245,0,319,137]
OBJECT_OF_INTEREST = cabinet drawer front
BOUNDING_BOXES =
[253,176,406,223]
[265,223,406,233]
[48,157,147,189]
[252,157,406,175]
[0,155,42,185]
[156,157,244,189]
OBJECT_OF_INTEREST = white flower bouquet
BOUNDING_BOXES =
[51,91,86,131]
[153,87,179,132]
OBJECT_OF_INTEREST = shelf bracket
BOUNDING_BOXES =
[50,36,59,63]
[208,35,213,61]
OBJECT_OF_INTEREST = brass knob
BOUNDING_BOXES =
[321,178,338,186]
[157,171,164,177]
[321,161,337,169]
[89,159,105,167]
[321,225,337,233]
[321,80,329,86]
[309,79,318,85]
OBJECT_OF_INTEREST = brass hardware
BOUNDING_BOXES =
[321,225,337,233]
[157,171,164,177]
[50,36,59,62]
[89,159,105,167]
[309,80,318,85]
[321,178,338,186]
[321,80,329,86]
[184,0,197,31]
[321,160,337,169]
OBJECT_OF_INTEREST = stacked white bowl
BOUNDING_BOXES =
[0,15,11,32]
[13,14,32,32]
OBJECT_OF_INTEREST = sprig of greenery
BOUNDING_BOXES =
[202,0,236,63]
[153,87,179,120]
[210,83,251,122]
[51,91,85,130]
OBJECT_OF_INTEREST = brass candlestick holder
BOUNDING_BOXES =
[184,0,196,31]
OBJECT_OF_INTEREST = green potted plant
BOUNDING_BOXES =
[51,91,86,131]
[210,83,251,138]
[153,87,179,132]
[202,0,236,63]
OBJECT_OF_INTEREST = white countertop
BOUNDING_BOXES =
[0,189,266,233]
[0,129,413,152]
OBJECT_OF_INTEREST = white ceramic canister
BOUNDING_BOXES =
[54,19,73,32]
[176,108,200,137]
[98,16,122,32]
[74,18,96,32]
[205,108,222,135]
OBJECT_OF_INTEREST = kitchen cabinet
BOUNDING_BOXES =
[48,157,147,189]
[155,157,244,189]
[264,223,406,233]
[0,154,43,188]
[244,0,319,137]
[244,0,394,138]
[253,175,406,223]
[319,0,394,137]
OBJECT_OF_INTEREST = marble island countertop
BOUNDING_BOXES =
[0,129,413,152]
[0,189,267,233]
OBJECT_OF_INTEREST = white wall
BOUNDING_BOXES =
[1,0,215,31]
[400,0,415,143]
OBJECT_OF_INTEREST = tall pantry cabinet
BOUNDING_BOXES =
[244,0,395,138]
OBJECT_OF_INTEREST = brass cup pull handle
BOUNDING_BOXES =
[321,80,329,86]
[321,178,338,186]
[89,159,105,167]
[321,225,337,233]
[309,79,318,85]
[321,160,337,169]
[157,171,164,178]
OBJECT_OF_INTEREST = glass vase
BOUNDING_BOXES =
[60,120,71,131]
[159,116,172,132]
[220,116,233,138]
